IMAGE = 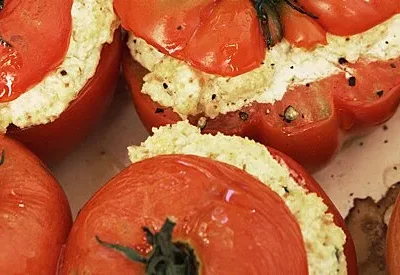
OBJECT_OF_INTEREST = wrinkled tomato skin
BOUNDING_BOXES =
[298,0,400,36]
[58,152,357,274]
[387,193,400,274]
[7,30,122,165]
[0,135,72,274]
[123,48,400,172]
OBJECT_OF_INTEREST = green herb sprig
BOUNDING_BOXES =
[96,218,199,275]
[252,0,318,47]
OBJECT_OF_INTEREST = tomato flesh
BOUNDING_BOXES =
[60,155,308,274]
[0,0,72,102]
[387,194,400,274]
[0,135,72,274]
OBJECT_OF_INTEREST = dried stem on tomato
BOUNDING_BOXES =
[96,218,199,275]
[252,0,318,47]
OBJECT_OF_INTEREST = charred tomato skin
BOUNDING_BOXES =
[387,193,400,274]
[7,30,122,165]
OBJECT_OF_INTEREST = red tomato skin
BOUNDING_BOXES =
[58,152,356,274]
[387,193,400,274]
[122,47,400,172]
[298,0,400,36]
[183,0,265,76]
[0,0,73,102]
[281,6,327,50]
[0,135,72,274]
[59,154,309,274]
[114,0,399,76]
[114,0,265,77]
[6,30,122,165]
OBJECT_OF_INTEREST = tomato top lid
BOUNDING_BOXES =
[61,155,309,274]
[114,0,400,77]
[0,0,73,103]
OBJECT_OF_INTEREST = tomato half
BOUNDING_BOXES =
[0,0,73,102]
[387,193,400,274]
[114,0,264,77]
[114,0,399,76]
[123,49,400,171]
[0,135,72,274]
[59,153,357,274]
[6,30,122,165]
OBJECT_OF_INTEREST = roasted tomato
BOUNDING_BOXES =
[0,135,72,274]
[58,153,357,274]
[123,47,400,171]
[115,0,400,76]
[386,193,400,274]
[0,0,73,101]
[117,0,400,171]
[1,0,121,164]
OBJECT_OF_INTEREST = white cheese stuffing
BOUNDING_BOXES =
[0,0,119,132]
[127,14,400,118]
[128,121,347,275]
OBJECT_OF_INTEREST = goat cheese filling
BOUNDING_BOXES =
[128,14,400,119]
[128,121,348,275]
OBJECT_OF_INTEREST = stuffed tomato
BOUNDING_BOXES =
[117,0,400,171]
[59,121,357,274]
[0,135,72,274]
[387,194,400,274]
[0,0,121,164]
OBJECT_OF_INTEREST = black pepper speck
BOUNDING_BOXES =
[348,76,356,87]
[239,111,249,121]
[376,90,384,97]
[383,125,388,131]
